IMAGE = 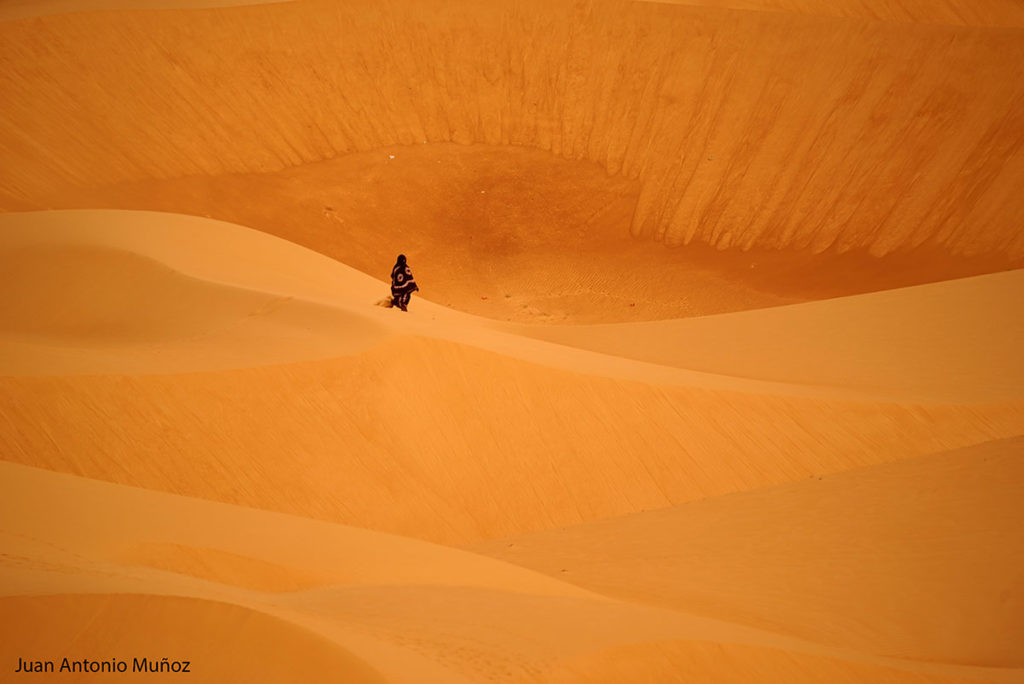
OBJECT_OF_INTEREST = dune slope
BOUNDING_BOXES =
[638,0,1024,26]
[2,0,1022,260]
[470,438,1024,668]
[3,460,1018,683]
[514,268,1024,403]
[2,211,1021,548]
[1,0,1021,678]
[49,143,1023,324]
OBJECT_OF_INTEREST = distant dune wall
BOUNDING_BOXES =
[1,0,1022,256]
[640,0,1024,26]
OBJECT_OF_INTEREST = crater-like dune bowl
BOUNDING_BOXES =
[1,0,1022,682]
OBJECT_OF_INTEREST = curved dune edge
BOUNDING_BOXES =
[0,593,388,684]
[2,209,1021,404]
[2,210,1023,545]
[0,209,400,374]
[58,143,1021,326]
[5,335,1021,544]
[114,543,340,593]
[470,438,1024,669]
[2,0,1022,258]
[0,460,597,601]
[1,0,1019,678]
[3,461,1018,684]
[0,242,347,345]
[541,640,999,684]
[513,267,1024,403]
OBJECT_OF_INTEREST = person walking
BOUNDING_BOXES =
[390,254,419,311]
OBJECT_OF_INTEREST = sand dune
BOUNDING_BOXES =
[1,594,389,683]
[43,143,1021,324]
[2,212,1021,681]
[471,438,1024,668]
[2,211,1022,549]
[2,0,1022,679]
[4,209,1020,399]
[0,210,394,373]
[639,0,1024,27]
[3,460,1018,683]
[515,269,1024,403]
[2,0,1022,260]
[4,0,1020,328]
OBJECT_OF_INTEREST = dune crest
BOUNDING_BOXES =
[2,211,1021,548]
[0,593,389,683]
[3,461,1017,683]
[50,144,1022,324]
[515,268,1024,403]
[0,243,286,344]
[471,438,1024,668]
[0,210,395,373]
[2,0,1021,676]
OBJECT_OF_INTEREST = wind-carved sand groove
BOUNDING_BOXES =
[2,0,1023,258]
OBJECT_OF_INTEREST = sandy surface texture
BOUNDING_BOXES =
[636,0,1024,27]
[0,0,294,21]
[1,210,1022,682]
[2,0,1023,258]
[1,0,1022,681]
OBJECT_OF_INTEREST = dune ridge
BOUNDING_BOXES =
[3,459,1020,683]
[5,337,1021,544]
[470,437,1024,668]
[2,0,1022,259]
[0,205,1019,681]
[2,0,1022,674]
[514,268,1024,403]
[44,143,1023,325]
[2,211,1021,549]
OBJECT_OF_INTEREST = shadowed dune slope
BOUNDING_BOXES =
[470,438,1024,668]
[2,461,1017,684]
[0,594,389,683]
[2,0,1021,678]
[0,210,394,373]
[6,338,1022,545]
[2,211,1022,546]
[2,0,1023,260]
[538,641,1023,684]
[52,144,1022,324]
[639,0,1024,26]
[0,243,301,344]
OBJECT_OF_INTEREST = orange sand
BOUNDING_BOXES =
[1,0,1023,682]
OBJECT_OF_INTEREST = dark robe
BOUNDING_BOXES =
[390,258,419,311]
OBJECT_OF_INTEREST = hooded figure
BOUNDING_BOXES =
[390,254,419,311]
